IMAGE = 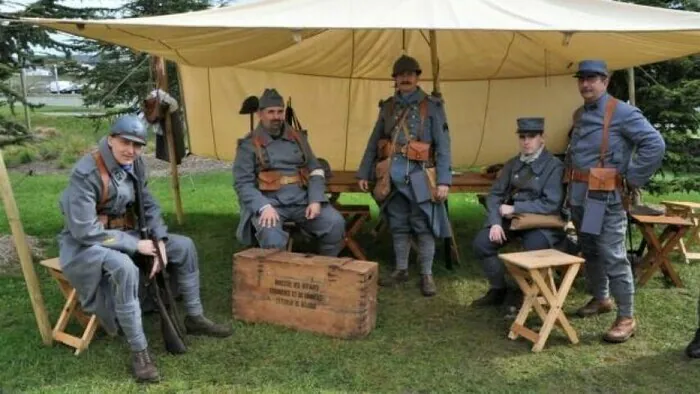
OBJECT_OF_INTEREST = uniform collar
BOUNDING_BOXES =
[98,137,132,182]
[512,148,552,175]
[253,122,296,146]
[584,92,609,112]
[395,87,426,105]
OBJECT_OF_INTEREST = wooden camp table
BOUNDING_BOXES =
[631,214,694,288]
[500,249,584,352]
[326,171,494,268]
[660,201,700,264]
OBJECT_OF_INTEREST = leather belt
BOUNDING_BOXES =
[279,175,302,185]
[99,214,135,230]
[567,168,624,189]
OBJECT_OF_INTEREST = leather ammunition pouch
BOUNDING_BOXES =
[567,167,623,191]
[406,140,431,162]
[588,167,620,192]
[257,170,304,191]
[510,213,566,231]
[377,139,393,160]
[372,158,392,202]
[99,213,136,230]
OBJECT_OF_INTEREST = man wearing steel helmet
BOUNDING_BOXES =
[565,60,665,343]
[356,55,452,297]
[58,115,232,383]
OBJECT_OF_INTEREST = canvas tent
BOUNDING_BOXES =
[4,0,700,342]
[18,0,700,170]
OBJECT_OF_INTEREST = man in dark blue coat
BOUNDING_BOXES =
[472,117,566,308]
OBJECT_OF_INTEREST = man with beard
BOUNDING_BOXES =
[233,88,345,256]
[356,55,452,297]
[566,60,665,343]
[471,118,565,310]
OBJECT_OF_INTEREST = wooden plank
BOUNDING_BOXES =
[510,324,539,343]
[0,150,53,345]
[499,249,584,269]
[54,331,83,350]
[662,201,700,210]
[632,214,692,226]
[325,171,494,194]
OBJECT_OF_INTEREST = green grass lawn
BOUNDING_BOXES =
[1,170,700,393]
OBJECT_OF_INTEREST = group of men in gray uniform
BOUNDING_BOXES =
[55,53,696,384]
[471,59,666,344]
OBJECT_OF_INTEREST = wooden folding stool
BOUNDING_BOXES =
[500,249,584,352]
[661,201,700,264]
[39,258,99,355]
[631,214,693,288]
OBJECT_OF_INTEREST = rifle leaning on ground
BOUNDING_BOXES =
[132,164,188,355]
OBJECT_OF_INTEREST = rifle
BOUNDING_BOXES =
[132,164,188,355]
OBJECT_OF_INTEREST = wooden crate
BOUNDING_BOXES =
[232,248,378,339]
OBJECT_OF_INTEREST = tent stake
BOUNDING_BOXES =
[0,150,52,345]
[153,56,185,224]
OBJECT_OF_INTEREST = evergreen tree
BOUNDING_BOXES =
[69,0,211,110]
[610,0,700,193]
[0,0,106,146]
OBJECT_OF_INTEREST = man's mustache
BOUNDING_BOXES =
[399,81,412,85]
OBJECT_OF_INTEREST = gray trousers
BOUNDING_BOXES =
[104,233,202,352]
[571,202,634,317]
[385,192,436,274]
[472,227,551,289]
[254,203,345,256]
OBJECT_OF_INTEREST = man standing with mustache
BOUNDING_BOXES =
[356,55,452,297]
[566,60,665,343]
[234,88,345,256]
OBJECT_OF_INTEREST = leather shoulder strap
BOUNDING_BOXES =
[287,127,310,167]
[600,97,618,166]
[252,135,269,170]
[419,97,429,141]
[92,151,110,211]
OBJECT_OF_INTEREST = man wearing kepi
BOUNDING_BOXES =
[234,88,345,256]
[472,117,565,309]
[58,115,232,382]
[356,55,452,297]
[566,60,665,343]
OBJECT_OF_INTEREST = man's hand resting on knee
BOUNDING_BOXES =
[489,224,507,244]
[306,202,321,220]
[259,206,280,228]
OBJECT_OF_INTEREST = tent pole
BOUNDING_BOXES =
[153,56,184,224]
[0,150,53,345]
[428,29,441,95]
[627,67,636,106]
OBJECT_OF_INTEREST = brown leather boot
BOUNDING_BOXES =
[379,269,409,287]
[576,297,614,318]
[420,275,437,297]
[604,317,636,343]
[131,349,160,383]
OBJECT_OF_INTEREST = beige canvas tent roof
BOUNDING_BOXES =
[19,0,700,170]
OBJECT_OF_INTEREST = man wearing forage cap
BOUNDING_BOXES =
[472,117,566,312]
[565,59,665,343]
